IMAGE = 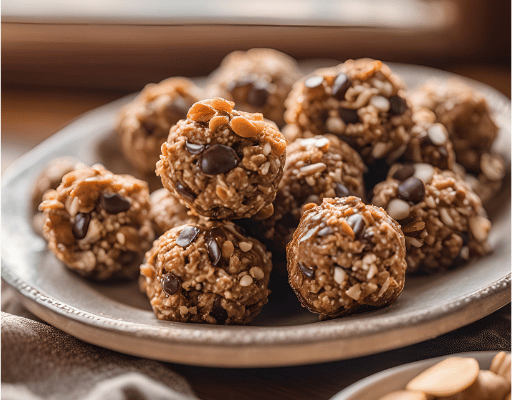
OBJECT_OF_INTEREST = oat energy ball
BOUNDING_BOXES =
[31,157,87,236]
[207,48,301,127]
[260,135,366,250]
[287,197,406,318]
[372,163,491,273]
[141,220,272,324]
[40,164,154,280]
[157,98,287,219]
[284,59,413,164]
[116,77,203,173]
[402,107,456,170]
[409,79,499,173]
[149,188,199,236]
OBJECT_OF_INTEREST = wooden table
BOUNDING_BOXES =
[2,65,510,399]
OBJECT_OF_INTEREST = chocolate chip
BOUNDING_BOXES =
[317,226,334,236]
[206,227,227,242]
[162,272,180,296]
[298,262,315,279]
[346,214,365,239]
[332,73,351,100]
[398,177,425,203]
[460,231,470,246]
[304,75,324,89]
[338,108,360,124]
[117,250,139,266]
[207,237,222,266]
[175,182,195,201]
[392,165,415,181]
[335,183,351,198]
[177,225,201,248]
[247,81,269,107]
[99,193,131,214]
[388,95,408,116]
[210,296,228,324]
[200,144,239,175]
[185,141,205,154]
[72,212,91,239]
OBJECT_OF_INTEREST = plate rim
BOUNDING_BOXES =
[330,350,507,399]
[2,62,511,367]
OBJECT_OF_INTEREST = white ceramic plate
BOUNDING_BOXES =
[2,63,510,367]
[331,351,505,399]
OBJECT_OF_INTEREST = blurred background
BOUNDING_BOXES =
[2,0,511,169]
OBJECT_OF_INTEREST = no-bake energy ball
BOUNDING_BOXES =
[206,48,301,127]
[260,135,366,251]
[157,98,287,219]
[287,197,406,318]
[40,164,154,280]
[409,79,498,173]
[149,188,199,237]
[141,220,273,324]
[116,77,203,173]
[284,59,413,164]
[372,163,491,273]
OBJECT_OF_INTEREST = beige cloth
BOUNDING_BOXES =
[1,302,199,400]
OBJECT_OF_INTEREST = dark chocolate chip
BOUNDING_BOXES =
[338,107,360,124]
[392,165,415,181]
[175,182,196,201]
[177,225,201,248]
[460,231,470,246]
[72,212,91,240]
[185,141,205,154]
[210,296,228,324]
[332,73,351,100]
[398,177,425,203]
[207,227,227,242]
[304,75,324,89]
[346,214,366,239]
[99,192,131,214]
[389,95,408,116]
[246,81,269,107]
[162,272,180,296]
[200,144,239,175]
[117,250,139,266]
[207,237,222,266]
[298,262,315,279]
[317,226,334,236]
[335,183,351,198]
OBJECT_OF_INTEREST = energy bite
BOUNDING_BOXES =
[259,135,366,251]
[40,164,154,280]
[149,188,199,237]
[116,77,203,173]
[31,157,87,236]
[141,220,272,324]
[284,59,413,164]
[402,107,456,170]
[409,79,498,173]
[287,197,406,318]
[206,48,301,127]
[372,163,491,273]
[157,98,287,219]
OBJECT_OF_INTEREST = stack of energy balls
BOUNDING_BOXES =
[35,49,503,324]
